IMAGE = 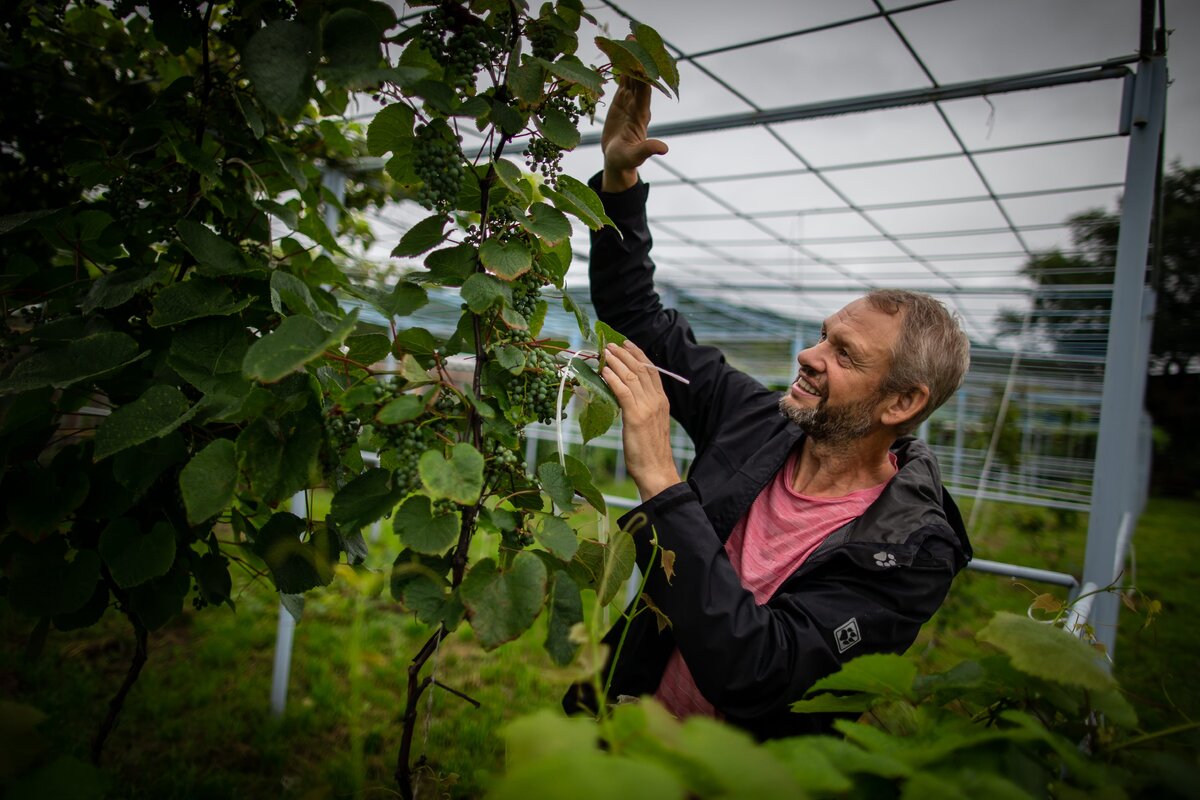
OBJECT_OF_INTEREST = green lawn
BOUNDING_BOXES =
[3,496,1198,798]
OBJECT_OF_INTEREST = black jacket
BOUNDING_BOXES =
[563,176,972,740]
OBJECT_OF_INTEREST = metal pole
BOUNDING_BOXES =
[270,492,307,716]
[1079,55,1166,657]
[952,389,965,487]
[271,168,349,716]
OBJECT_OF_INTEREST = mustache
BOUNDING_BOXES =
[792,369,825,396]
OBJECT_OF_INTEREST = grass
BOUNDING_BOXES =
[3,495,1198,797]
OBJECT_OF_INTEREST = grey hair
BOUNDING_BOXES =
[865,289,971,436]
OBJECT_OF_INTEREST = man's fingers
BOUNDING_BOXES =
[606,342,665,396]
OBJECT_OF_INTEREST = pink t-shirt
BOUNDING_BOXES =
[653,449,897,719]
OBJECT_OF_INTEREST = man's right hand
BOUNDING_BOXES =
[601,78,669,193]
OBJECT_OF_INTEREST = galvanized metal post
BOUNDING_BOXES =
[1079,55,1165,656]
[952,389,965,487]
[270,168,349,716]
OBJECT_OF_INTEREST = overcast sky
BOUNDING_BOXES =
[372,0,1197,347]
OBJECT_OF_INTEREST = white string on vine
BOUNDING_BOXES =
[415,631,444,800]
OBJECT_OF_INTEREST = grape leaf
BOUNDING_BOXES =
[179,439,237,524]
[419,442,485,504]
[460,554,548,650]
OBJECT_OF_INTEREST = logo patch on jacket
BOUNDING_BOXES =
[834,617,862,653]
[873,551,898,568]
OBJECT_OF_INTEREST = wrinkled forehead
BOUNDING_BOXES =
[827,298,903,354]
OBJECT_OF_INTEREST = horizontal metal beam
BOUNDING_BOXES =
[579,62,1131,145]
[967,558,1081,589]
[651,282,1115,297]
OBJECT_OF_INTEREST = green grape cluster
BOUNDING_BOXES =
[524,136,563,187]
[524,18,559,60]
[191,581,208,611]
[510,347,566,425]
[381,420,438,495]
[323,410,362,458]
[511,277,540,319]
[500,511,535,549]
[431,498,459,517]
[577,93,598,121]
[376,390,462,495]
[420,6,500,88]
[486,438,524,480]
[413,123,464,211]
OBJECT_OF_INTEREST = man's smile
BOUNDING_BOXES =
[790,374,822,399]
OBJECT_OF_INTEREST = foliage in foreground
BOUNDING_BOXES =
[494,610,1195,800]
[0,1,679,793]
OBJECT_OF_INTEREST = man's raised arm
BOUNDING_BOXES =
[600,78,669,193]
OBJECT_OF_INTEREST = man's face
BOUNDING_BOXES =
[778,298,902,445]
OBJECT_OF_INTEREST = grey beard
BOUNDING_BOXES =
[778,394,876,446]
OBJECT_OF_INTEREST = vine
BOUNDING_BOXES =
[0,1,679,795]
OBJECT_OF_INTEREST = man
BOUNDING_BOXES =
[563,79,973,740]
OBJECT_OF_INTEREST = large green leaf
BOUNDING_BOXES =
[254,512,337,594]
[493,158,533,205]
[0,332,142,394]
[480,236,533,280]
[98,519,177,589]
[168,317,250,390]
[536,106,581,149]
[544,174,614,231]
[663,716,805,798]
[977,612,1115,692]
[573,358,620,443]
[424,243,478,284]
[367,102,415,157]
[345,333,391,367]
[804,653,918,701]
[149,277,254,328]
[460,553,548,650]
[177,220,251,277]
[242,310,358,382]
[391,213,448,257]
[598,529,636,607]
[322,8,381,71]
[518,203,572,246]
[490,750,684,800]
[419,442,484,504]
[460,273,511,313]
[534,515,578,561]
[762,739,852,794]
[376,394,424,424]
[594,36,672,97]
[344,281,428,320]
[393,495,459,555]
[3,537,101,618]
[243,21,315,118]
[269,269,319,316]
[537,461,576,510]
[633,23,680,96]
[329,468,405,534]
[543,570,584,666]
[236,413,323,505]
[94,385,194,461]
[544,55,603,95]
[562,454,606,513]
[506,59,546,103]
[179,439,237,525]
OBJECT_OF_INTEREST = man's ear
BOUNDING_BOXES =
[881,385,930,430]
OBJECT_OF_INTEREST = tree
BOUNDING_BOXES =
[0,2,680,795]
[996,163,1200,495]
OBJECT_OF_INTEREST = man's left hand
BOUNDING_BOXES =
[601,341,681,502]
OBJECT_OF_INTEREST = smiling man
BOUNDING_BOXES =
[563,80,973,739]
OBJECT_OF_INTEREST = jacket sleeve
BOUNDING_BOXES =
[588,175,779,449]
[625,482,960,721]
